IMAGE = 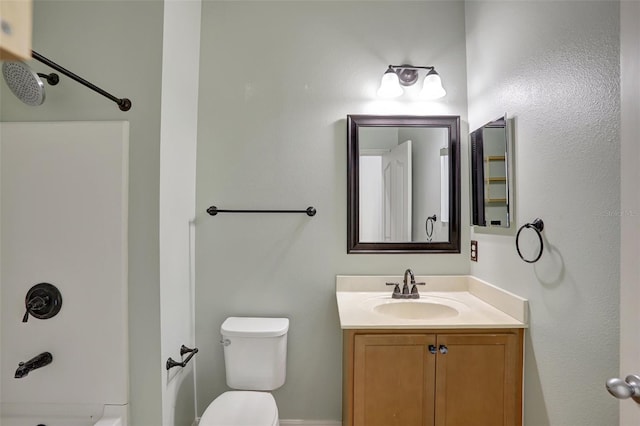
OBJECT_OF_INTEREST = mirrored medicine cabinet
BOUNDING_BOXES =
[347,115,461,253]
[470,115,512,228]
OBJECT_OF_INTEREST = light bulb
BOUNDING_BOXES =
[377,67,403,98]
[420,69,446,100]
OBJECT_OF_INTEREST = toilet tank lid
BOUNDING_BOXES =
[222,317,289,337]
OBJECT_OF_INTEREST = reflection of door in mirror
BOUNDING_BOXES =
[382,140,411,241]
[359,127,448,243]
[471,116,510,228]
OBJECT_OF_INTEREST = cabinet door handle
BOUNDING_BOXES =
[439,345,448,354]
[428,345,437,354]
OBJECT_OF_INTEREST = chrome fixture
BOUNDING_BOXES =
[386,269,425,299]
[15,352,53,378]
[2,61,58,106]
[606,375,640,403]
[377,64,446,99]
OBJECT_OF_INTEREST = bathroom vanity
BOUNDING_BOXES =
[336,275,528,426]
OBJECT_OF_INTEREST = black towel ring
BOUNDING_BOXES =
[516,218,544,263]
[425,214,437,242]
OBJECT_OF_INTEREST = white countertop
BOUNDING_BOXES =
[336,275,528,329]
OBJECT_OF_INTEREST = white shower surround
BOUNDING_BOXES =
[0,122,130,425]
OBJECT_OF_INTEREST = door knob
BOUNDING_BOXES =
[606,374,640,403]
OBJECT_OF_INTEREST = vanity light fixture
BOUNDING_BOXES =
[376,64,446,100]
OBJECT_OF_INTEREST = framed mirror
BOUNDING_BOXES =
[470,115,511,227]
[347,115,460,253]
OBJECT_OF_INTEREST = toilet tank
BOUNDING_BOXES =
[221,317,289,391]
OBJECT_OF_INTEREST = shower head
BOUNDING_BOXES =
[3,50,131,111]
[2,61,46,106]
[1,61,59,106]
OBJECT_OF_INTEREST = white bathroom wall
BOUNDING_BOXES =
[195,1,469,420]
[465,1,620,425]
[0,1,165,424]
[159,1,201,425]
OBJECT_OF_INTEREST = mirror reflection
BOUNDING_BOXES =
[347,115,460,253]
[470,115,511,227]
[359,127,449,243]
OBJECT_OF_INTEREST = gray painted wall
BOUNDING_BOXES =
[466,1,620,425]
[195,1,469,420]
[0,1,164,425]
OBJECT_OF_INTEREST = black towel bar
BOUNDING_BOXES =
[206,206,316,217]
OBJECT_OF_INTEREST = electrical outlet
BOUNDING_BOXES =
[470,240,478,262]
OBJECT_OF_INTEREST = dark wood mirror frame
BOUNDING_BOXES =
[347,115,461,253]
[470,115,511,228]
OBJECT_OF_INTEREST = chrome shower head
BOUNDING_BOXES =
[2,61,46,106]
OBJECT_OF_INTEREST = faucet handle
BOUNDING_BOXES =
[410,282,426,298]
[386,282,401,296]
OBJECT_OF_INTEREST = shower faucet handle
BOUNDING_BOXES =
[22,283,62,323]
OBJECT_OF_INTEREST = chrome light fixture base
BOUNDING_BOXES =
[395,65,419,86]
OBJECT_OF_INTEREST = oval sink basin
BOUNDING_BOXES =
[373,301,459,320]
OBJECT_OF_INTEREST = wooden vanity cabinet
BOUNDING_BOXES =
[343,329,524,426]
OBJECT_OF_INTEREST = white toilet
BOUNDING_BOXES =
[199,317,289,426]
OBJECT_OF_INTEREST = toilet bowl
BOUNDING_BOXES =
[198,317,289,426]
[199,391,278,426]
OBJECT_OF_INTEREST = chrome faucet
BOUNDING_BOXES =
[386,269,425,299]
[403,269,415,294]
[14,352,53,378]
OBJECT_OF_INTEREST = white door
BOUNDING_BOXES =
[382,140,412,242]
[611,2,640,424]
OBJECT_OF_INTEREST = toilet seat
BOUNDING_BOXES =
[199,391,278,426]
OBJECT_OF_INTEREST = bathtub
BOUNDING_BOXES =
[0,403,128,426]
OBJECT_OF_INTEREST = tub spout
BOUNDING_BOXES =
[15,351,53,378]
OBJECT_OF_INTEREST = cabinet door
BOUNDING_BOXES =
[434,333,521,426]
[353,334,436,426]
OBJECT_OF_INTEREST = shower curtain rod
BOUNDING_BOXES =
[31,50,132,111]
